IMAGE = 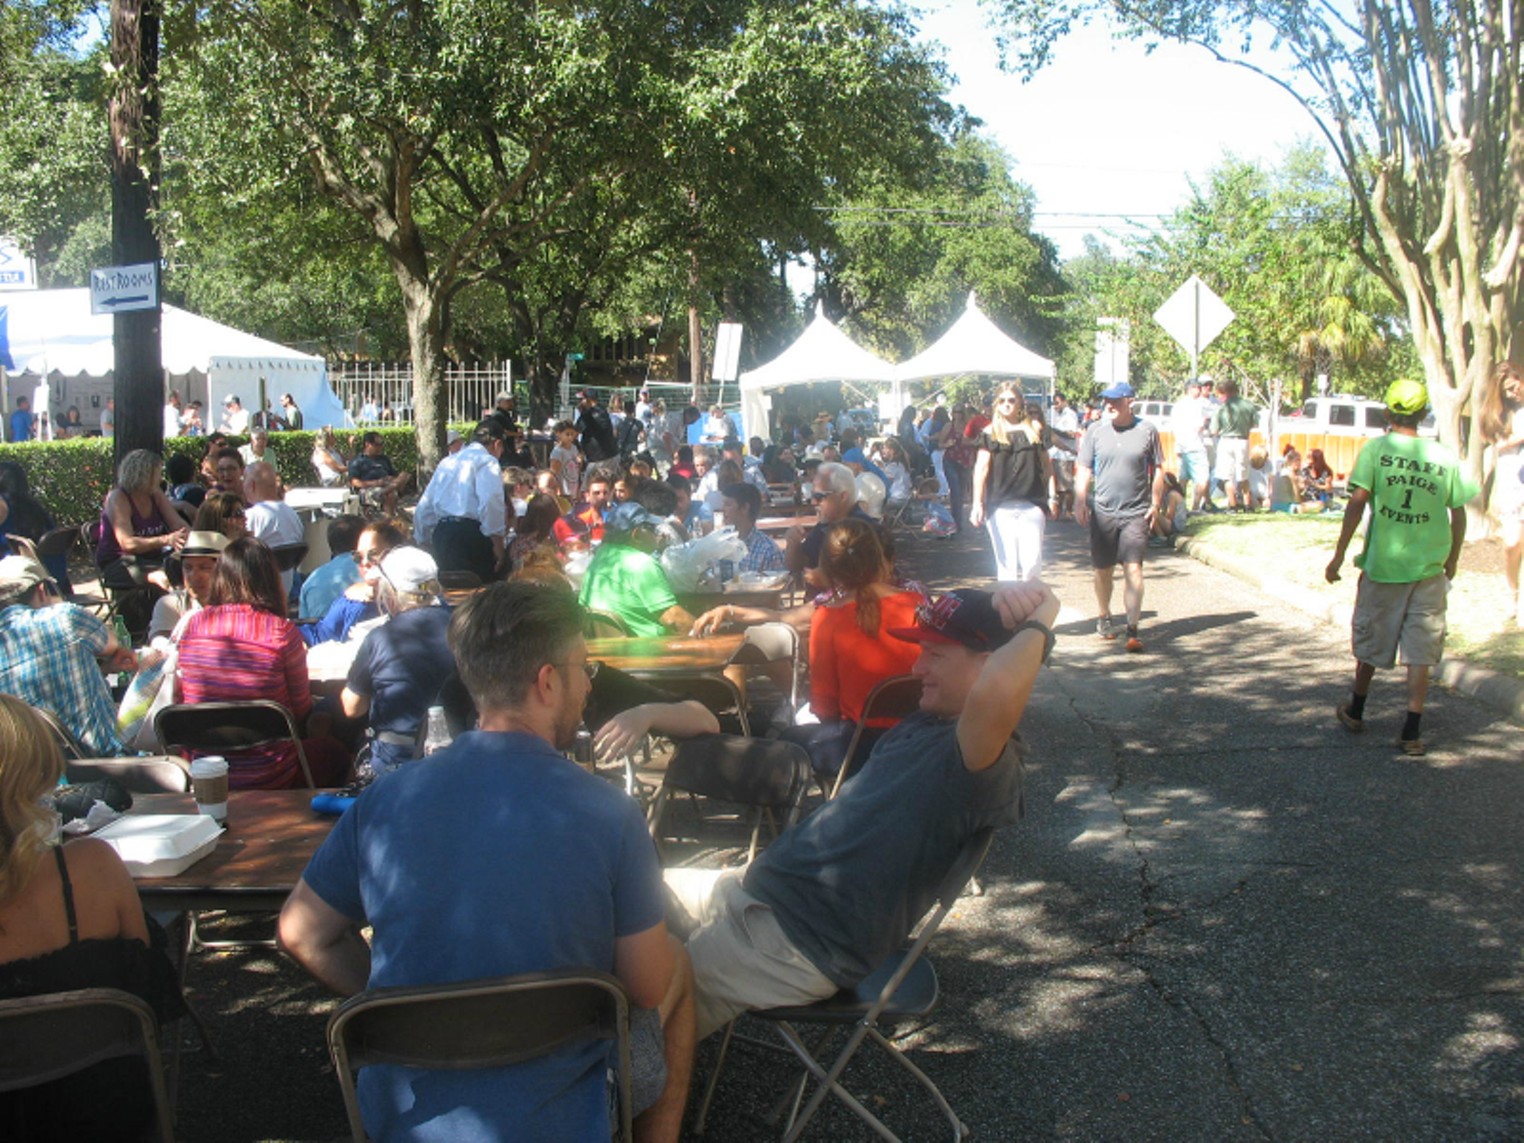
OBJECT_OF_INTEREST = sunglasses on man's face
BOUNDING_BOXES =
[810,488,833,501]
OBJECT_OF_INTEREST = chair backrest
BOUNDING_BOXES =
[154,700,315,788]
[665,734,812,811]
[67,756,191,794]
[5,534,40,562]
[933,826,996,911]
[657,674,750,737]
[327,969,633,1143]
[583,609,631,639]
[82,516,106,555]
[0,987,174,1143]
[829,674,923,798]
[271,543,310,572]
[30,706,87,760]
[34,524,82,560]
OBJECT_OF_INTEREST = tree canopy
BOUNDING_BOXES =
[988,0,1523,503]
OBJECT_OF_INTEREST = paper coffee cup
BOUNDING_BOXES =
[190,756,229,822]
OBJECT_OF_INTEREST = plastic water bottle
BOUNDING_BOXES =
[421,706,453,756]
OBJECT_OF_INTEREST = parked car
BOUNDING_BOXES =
[1136,399,1174,427]
[1286,395,1437,438]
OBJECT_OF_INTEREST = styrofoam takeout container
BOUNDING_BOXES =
[94,814,222,877]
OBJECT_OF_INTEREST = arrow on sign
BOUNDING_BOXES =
[97,294,152,309]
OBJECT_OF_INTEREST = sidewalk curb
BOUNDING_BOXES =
[1177,535,1524,727]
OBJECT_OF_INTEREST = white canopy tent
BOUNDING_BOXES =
[0,287,348,431]
[738,302,897,439]
[896,291,1055,388]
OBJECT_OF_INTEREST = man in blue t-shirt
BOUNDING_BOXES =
[280,583,695,1142]
[8,395,35,443]
[671,583,1059,1039]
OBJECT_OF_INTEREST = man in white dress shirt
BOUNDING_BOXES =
[243,461,306,596]
[412,420,509,582]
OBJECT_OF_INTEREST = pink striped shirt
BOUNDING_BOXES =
[177,604,312,789]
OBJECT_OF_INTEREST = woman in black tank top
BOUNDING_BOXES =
[0,696,185,1140]
[969,391,1052,581]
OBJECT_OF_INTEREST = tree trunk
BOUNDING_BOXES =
[398,280,446,477]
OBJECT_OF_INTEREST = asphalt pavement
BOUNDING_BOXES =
[176,518,1524,1141]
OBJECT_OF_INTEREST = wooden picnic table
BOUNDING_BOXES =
[756,515,818,534]
[123,789,337,914]
[584,632,746,676]
[677,588,786,616]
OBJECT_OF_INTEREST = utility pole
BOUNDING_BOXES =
[109,0,163,467]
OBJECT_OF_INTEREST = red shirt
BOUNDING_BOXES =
[808,590,924,724]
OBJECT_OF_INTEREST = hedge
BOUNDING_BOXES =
[0,427,437,526]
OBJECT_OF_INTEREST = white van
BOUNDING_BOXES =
[1286,395,1437,438]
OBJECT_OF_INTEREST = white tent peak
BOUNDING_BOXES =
[966,289,978,310]
[897,295,1054,383]
[737,307,896,437]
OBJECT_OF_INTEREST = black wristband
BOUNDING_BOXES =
[1015,619,1055,664]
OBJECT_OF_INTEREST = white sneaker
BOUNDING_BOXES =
[1097,614,1116,640]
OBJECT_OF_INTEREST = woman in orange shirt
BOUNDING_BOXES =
[784,519,925,782]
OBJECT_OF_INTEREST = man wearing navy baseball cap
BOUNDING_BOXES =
[673,581,1059,1039]
[1075,381,1166,652]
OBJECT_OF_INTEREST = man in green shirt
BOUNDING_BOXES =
[579,502,696,637]
[1326,379,1476,756]
[1211,379,1259,511]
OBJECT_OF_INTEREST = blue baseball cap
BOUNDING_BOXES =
[1099,382,1136,400]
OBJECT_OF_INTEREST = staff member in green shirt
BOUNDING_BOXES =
[1326,379,1476,757]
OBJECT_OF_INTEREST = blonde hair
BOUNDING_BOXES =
[116,448,164,494]
[0,695,65,908]
[989,390,1034,447]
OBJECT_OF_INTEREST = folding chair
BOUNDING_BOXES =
[638,672,751,737]
[647,734,811,863]
[732,621,801,719]
[327,969,634,1143]
[0,987,175,1143]
[81,517,150,633]
[154,700,316,789]
[66,755,191,794]
[696,827,996,1141]
[271,543,310,574]
[828,675,923,799]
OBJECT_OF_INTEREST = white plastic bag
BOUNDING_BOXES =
[660,527,748,592]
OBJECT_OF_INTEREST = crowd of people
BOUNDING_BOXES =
[0,363,1518,1138]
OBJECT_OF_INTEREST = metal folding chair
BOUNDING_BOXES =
[0,987,175,1143]
[647,734,812,863]
[637,672,751,737]
[66,756,191,794]
[828,675,923,799]
[696,827,996,1141]
[584,608,632,638]
[327,969,634,1143]
[154,699,317,789]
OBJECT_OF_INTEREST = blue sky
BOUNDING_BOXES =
[912,1,1327,260]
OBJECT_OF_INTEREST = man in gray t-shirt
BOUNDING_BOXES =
[674,584,1059,1039]
[1075,382,1165,652]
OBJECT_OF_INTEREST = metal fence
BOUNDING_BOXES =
[328,361,513,425]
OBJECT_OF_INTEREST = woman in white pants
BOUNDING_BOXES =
[970,391,1051,581]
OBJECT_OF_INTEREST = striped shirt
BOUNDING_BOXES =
[0,603,125,757]
[177,604,313,789]
[737,527,785,575]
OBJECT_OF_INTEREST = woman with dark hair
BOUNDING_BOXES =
[0,695,186,1139]
[177,538,349,788]
[1301,448,1335,505]
[508,494,563,573]
[1481,360,1524,619]
[193,490,248,540]
[164,451,205,509]
[782,518,924,782]
[0,461,69,593]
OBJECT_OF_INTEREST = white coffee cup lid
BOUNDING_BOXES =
[190,756,229,778]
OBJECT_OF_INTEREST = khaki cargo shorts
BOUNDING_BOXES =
[1352,573,1448,669]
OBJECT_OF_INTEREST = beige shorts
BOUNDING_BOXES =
[1215,437,1249,483]
[1352,573,1448,669]
[669,869,837,1040]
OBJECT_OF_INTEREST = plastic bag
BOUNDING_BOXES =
[660,526,748,592]
[117,642,178,753]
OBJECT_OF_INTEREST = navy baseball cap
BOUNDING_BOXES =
[1099,382,1136,400]
[889,589,1014,652]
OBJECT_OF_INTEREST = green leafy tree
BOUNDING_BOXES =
[989,0,1523,516]
[817,132,1067,365]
